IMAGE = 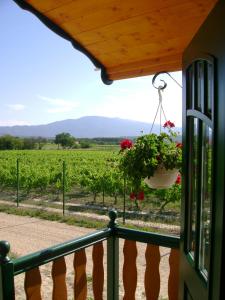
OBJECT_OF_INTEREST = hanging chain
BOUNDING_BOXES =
[159,89,162,133]
[150,71,182,134]
[150,87,168,134]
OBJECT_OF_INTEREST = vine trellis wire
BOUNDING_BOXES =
[150,71,182,134]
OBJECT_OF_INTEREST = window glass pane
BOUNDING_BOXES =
[199,124,212,278]
[188,117,198,258]
[187,65,194,109]
[192,65,195,110]
[206,63,213,117]
[196,61,204,111]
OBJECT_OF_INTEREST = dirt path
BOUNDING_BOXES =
[0,199,180,234]
[0,212,171,299]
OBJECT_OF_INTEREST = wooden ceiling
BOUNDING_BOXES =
[14,0,217,84]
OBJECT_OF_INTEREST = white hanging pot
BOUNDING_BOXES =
[144,165,179,189]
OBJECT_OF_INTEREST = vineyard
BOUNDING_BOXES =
[0,149,181,221]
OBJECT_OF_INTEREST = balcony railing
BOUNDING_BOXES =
[0,210,180,300]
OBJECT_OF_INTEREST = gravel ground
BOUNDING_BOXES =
[0,212,172,299]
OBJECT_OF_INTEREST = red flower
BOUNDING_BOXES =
[130,192,136,200]
[163,120,175,128]
[175,174,181,184]
[120,139,133,150]
[176,143,182,148]
[137,191,144,201]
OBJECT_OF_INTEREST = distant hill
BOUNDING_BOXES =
[0,116,181,138]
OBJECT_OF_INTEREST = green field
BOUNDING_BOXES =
[0,149,181,221]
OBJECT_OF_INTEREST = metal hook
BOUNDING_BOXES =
[152,71,182,90]
[152,71,167,90]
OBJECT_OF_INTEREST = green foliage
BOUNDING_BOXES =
[0,135,47,150]
[0,205,106,229]
[119,131,182,190]
[36,137,47,149]
[79,141,91,148]
[0,135,16,150]
[0,148,181,212]
[0,150,120,197]
[0,135,23,150]
[154,183,181,211]
[79,137,127,145]
[22,138,36,150]
[54,132,75,148]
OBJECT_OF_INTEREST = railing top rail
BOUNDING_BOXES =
[116,226,180,249]
[7,210,180,277]
[13,228,111,276]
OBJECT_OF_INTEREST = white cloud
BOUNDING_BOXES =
[7,104,25,111]
[0,120,31,126]
[37,95,79,114]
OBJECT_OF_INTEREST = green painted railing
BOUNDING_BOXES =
[0,210,180,300]
[117,226,179,248]
[14,229,111,275]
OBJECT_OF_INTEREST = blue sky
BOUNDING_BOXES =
[0,0,182,127]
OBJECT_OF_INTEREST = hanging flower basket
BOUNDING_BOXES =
[119,73,182,191]
[118,121,182,190]
[144,165,179,189]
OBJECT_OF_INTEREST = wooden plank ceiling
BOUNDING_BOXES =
[16,0,217,83]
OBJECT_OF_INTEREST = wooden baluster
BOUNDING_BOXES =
[92,242,104,300]
[144,244,160,300]
[52,257,67,300]
[168,248,179,300]
[74,249,87,300]
[123,240,137,300]
[24,267,42,300]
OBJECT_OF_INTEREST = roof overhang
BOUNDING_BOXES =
[13,0,217,84]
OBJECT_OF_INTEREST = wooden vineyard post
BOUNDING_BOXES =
[123,178,126,225]
[62,161,66,215]
[16,158,19,207]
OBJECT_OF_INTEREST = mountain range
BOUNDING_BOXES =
[0,116,179,138]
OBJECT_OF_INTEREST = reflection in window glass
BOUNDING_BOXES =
[199,124,212,278]
[189,118,198,258]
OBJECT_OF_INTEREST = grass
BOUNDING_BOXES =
[0,187,180,227]
[0,204,107,229]
[0,177,180,233]
[0,203,176,234]
[0,179,181,216]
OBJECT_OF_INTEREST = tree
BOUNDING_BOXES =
[54,132,75,149]
[36,137,47,149]
[80,141,91,149]
[0,135,15,150]
[22,138,36,149]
